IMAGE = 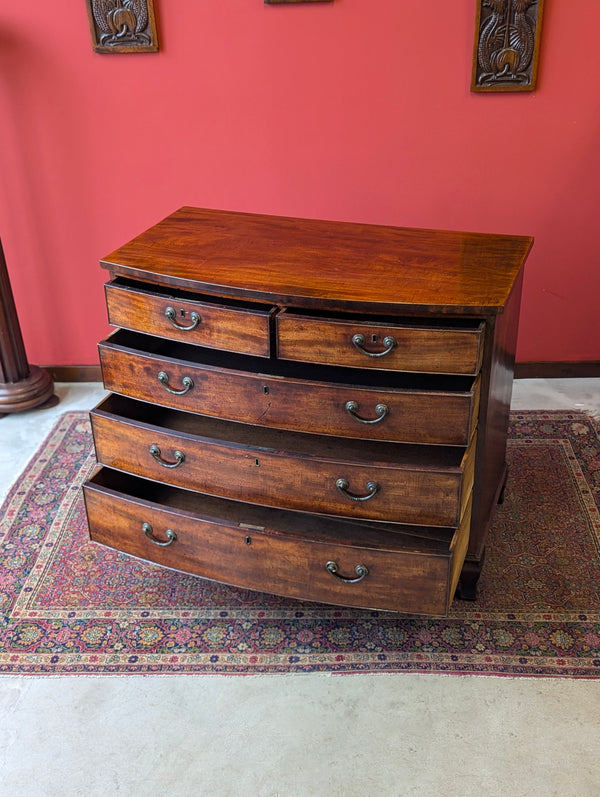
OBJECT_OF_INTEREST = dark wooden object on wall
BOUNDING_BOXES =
[471,0,544,92]
[0,236,56,414]
[86,0,159,53]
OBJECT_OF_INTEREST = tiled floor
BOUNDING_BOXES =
[1,380,599,796]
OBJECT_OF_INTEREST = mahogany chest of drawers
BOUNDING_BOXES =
[83,207,532,615]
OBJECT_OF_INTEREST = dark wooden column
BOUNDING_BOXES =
[0,234,57,413]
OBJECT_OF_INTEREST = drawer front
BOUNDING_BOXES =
[98,339,480,446]
[91,409,475,526]
[105,280,274,357]
[277,312,485,375]
[83,475,472,615]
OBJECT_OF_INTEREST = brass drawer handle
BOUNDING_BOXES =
[345,400,389,425]
[165,306,201,331]
[336,478,380,501]
[157,371,194,395]
[149,444,185,469]
[352,333,396,358]
[142,522,177,547]
[326,560,369,583]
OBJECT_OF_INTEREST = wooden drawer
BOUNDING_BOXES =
[83,469,472,615]
[90,395,476,527]
[98,331,480,446]
[105,278,275,357]
[276,310,485,375]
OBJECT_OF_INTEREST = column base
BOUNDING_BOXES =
[0,365,58,415]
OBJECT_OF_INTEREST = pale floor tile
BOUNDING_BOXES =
[0,379,599,797]
[0,383,107,503]
[1,674,599,796]
[511,377,600,415]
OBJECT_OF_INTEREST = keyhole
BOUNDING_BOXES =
[372,333,378,343]
[263,385,269,395]
[180,309,186,317]
[245,536,252,545]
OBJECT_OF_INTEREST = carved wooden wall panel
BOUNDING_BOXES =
[471,0,544,92]
[86,0,159,53]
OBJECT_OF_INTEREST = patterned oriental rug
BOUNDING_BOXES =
[1,410,599,678]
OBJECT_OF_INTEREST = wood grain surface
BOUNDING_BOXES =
[101,207,533,315]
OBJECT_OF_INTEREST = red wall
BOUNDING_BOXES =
[0,1,598,366]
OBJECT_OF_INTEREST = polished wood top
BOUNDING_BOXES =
[101,206,533,315]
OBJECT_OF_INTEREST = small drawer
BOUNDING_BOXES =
[276,310,485,375]
[83,469,472,615]
[90,395,476,527]
[98,330,480,446]
[105,278,275,357]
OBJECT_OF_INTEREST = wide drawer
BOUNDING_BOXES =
[90,395,476,527]
[98,330,480,446]
[105,278,275,357]
[276,310,485,375]
[83,468,472,615]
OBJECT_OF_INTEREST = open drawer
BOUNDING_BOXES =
[90,394,477,527]
[83,468,472,616]
[105,277,276,357]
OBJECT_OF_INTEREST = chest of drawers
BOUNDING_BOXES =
[82,207,532,615]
